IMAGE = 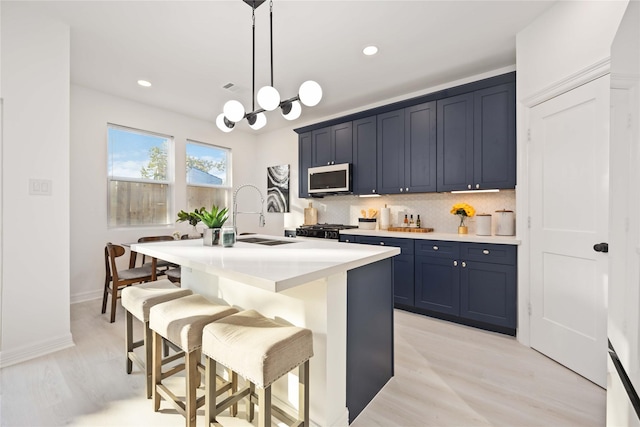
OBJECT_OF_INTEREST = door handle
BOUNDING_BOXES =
[593,243,609,253]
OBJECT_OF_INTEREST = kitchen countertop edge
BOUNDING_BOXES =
[340,229,521,245]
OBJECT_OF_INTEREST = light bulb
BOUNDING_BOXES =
[223,100,245,122]
[282,100,302,121]
[248,112,267,130]
[257,86,281,111]
[216,113,234,133]
[299,80,322,107]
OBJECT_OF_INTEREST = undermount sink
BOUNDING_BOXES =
[238,237,297,246]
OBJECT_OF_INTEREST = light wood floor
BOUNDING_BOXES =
[0,300,604,426]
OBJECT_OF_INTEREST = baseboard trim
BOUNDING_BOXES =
[70,289,102,304]
[0,333,75,368]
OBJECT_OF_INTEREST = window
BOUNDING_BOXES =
[107,124,173,227]
[186,140,231,212]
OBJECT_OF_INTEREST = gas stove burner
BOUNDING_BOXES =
[295,223,357,239]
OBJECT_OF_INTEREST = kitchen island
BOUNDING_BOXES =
[131,236,400,426]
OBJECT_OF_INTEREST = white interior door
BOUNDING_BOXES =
[529,75,610,388]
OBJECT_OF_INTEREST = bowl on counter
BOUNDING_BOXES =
[358,218,377,230]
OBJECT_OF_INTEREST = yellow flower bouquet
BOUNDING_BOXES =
[451,203,476,227]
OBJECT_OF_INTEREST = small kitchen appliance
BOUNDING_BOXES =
[295,223,357,240]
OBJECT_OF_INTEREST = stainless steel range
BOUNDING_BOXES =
[295,223,357,240]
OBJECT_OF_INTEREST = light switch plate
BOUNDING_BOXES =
[29,179,52,196]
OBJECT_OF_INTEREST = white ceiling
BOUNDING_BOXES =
[10,0,555,132]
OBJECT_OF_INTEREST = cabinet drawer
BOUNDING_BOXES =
[340,234,358,243]
[460,243,516,265]
[415,240,459,258]
[357,236,414,255]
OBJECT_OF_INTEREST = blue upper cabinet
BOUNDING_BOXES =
[405,102,437,193]
[377,101,437,194]
[298,131,312,198]
[352,116,378,195]
[312,122,353,167]
[473,83,516,190]
[436,93,474,192]
[377,109,405,194]
[437,82,515,192]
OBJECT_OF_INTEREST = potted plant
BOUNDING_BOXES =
[193,205,229,246]
[176,208,203,238]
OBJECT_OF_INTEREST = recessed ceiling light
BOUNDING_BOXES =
[137,80,152,87]
[363,46,378,56]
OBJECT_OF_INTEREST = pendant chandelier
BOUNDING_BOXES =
[216,0,323,133]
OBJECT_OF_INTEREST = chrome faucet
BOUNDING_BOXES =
[233,184,266,233]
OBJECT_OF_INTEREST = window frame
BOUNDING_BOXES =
[106,123,175,229]
[185,139,232,190]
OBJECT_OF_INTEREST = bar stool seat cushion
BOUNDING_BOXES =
[202,309,313,388]
[121,279,192,321]
[150,294,238,353]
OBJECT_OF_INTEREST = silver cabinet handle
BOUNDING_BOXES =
[380,242,385,246]
[433,246,439,251]
[468,184,472,189]
[372,189,376,193]
[476,184,480,189]
[400,188,404,192]
[327,162,330,165]
[405,187,409,192]
[453,260,458,266]
[483,249,490,255]
[462,261,467,268]
[345,240,350,243]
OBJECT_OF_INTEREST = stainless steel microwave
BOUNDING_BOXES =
[308,163,351,194]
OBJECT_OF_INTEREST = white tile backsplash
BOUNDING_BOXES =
[308,190,516,235]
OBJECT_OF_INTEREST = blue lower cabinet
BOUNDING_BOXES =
[340,235,517,335]
[414,255,460,316]
[460,260,516,329]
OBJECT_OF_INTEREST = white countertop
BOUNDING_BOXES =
[131,235,400,293]
[340,229,521,245]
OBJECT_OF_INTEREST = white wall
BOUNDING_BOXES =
[515,0,628,345]
[0,4,73,366]
[70,85,257,302]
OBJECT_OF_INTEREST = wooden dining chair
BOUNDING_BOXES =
[102,242,158,323]
[133,236,177,271]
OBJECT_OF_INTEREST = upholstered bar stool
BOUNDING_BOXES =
[202,309,314,427]
[121,279,193,398]
[149,294,238,427]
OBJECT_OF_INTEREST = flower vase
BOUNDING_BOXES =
[458,225,468,234]
[188,225,201,239]
[203,228,221,246]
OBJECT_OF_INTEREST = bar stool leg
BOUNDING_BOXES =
[205,357,217,425]
[186,350,199,427]
[143,322,154,398]
[125,311,134,374]
[258,386,272,427]
[230,370,238,417]
[152,331,162,412]
[247,382,255,422]
[299,360,309,425]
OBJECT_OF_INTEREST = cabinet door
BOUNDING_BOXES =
[352,116,377,195]
[311,127,332,167]
[377,109,405,194]
[339,234,357,243]
[460,260,516,328]
[332,122,353,165]
[473,83,516,189]
[394,254,414,306]
[298,132,312,198]
[437,93,474,192]
[405,102,437,193]
[414,255,460,316]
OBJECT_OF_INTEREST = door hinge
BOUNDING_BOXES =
[527,128,531,142]
[528,302,532,316]
[528,216,531,229]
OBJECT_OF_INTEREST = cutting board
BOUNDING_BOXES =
[387,227,434,233]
